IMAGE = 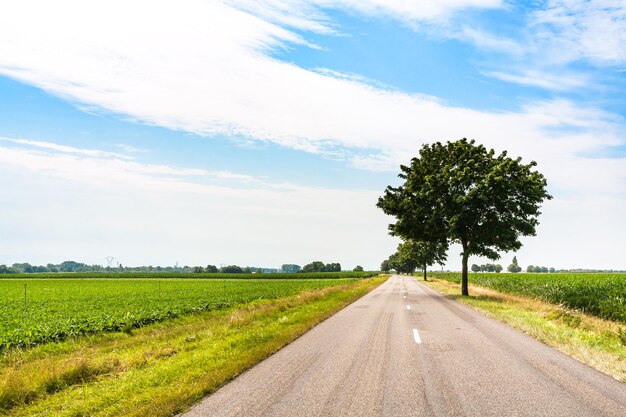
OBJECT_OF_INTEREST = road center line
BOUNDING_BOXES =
[413,328,421,344]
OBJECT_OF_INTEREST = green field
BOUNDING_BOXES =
[0,277,365,350]
[429,272,626,323]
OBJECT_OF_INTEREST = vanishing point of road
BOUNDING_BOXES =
[184,275,626,417]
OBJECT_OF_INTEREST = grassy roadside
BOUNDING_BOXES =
[1,276,386,417]
[420,277,626,383]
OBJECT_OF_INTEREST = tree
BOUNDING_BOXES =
[325,263,341,272]
[508,256,522,273]
[192,266,204,273]
[495,264,503,273]
[386,240,446,278]
[205,264,218,273]
[380,259,391,273]
[302,261,326,273]
[526,265,534,273]
[387,251,416,274]
[353,265,364,272]
[549,267,555,273]
[281,264,301,273]
[471,264,480,273]
[402,240,447,281]
[378,139,551,295]
[0,265,17,274]
[221,265,243,273]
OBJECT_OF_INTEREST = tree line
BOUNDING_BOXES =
[0,261,366,274]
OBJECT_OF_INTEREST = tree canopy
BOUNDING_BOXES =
[301,261,342,273]
[378,138,551,295]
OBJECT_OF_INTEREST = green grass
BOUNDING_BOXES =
[430,272,626,323]
[0,276,386,417]
[0,277,367,350]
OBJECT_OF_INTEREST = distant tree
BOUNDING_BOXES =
[281,264,301,273]
[526,265,534,273]
[471,264,480,273]
[508,256,522,273]
[255,268,263,274]
[302,261,326,273]
[404,240,447,281]
[325,263,341,272]
[378,139,551,296]
[495,264,503,273]
[353,265,364,272]
[487,264,496,272]
[221,265,243,273]
[192,266,204,273]
[387,251,416,274]
[549,267,555,273]
[0,265,17,274]
[243,267,252,273]
[380,259,391,273]
[205,265,218,273]
[541,266,549,273]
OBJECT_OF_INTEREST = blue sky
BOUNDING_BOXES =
[0,0,625,270]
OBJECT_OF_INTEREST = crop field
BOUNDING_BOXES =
[429,272,626,323]
[0,277,362,350]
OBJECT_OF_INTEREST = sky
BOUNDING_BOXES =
[0,0,625,271]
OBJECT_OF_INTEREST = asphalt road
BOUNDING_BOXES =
[183,275,626,417]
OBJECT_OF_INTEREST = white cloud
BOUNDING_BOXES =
[0,137,131,160]
[460,26,524,54]
[226,0,503,32]
[483,69,591,91]
[532,0,626,65]
[0,1,623,192]
[0,139,395,269]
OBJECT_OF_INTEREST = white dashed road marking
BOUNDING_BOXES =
[413,328,421,344]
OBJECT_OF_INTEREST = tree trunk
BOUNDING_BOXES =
[423,262,427,281]
[461,243,469,296]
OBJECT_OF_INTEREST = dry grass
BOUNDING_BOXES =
[423,277,626,382]
[0,277,386,416]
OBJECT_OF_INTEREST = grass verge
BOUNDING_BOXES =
[0,276,386,417]
[421,277,626,383]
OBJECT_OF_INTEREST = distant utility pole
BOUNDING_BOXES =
[105,256,115,268]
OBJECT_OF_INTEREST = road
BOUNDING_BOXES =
[183,275,626,417]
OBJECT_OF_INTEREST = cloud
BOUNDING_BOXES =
[460,26,524,54]
[0,138,394,268]
[0,1,623,193]
[532,0,626,65]
[226,0,504,32]
[483,69,591,91]
[0,137,131,160]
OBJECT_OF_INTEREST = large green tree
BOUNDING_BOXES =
[378,138,551,296]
